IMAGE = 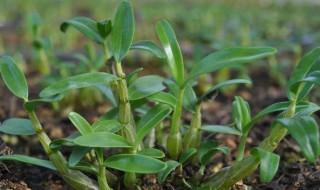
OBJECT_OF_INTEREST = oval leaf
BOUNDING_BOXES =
[156,19,184,86]
[128,75,166,100]
[138,148,165,158]
[0,56,28,100]
[0,118,35,136]
[40,72,116,97]
[188,47,276,84]
[110,0,135,62]
[73,132,131,148]
[105,154,166,173]
[61,17,104,44]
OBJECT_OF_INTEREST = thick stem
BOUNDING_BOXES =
[167,88,185,159]
[201,100,297,190]
[96,149,111,190]
[236,133,248,161]
[28,111,98,190]
[183,104,201,151]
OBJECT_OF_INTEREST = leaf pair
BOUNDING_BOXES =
[232,96,251,133]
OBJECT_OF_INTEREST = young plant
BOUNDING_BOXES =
[154,19,276,159]
[200,47,320,189]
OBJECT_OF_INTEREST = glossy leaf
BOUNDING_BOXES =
[0,56,28,100]
[68,112,93,135]
[277,115,320,163]
[252,148,280,183]
[188,47,276,83]
[105,154,166,173]
[73,132,131,148]
[60,17,104,44]
[201,125,241,136]
[92,119,122,133]
[131,41,165,59]
[232,96,251,133]
[0,154,56,170]
[68,147,91,167]
[138,148,165,158]
[157,160,180,183]
[110,0,135,62]
[147,92,177,108]
[288,47,320,99]
[156,19,184,86]
[200,79,252,102]
[40,72,116,97]
[136,104,171,144]
[128,75,165,100]
[179,148,197,164]
[0,118,35,135]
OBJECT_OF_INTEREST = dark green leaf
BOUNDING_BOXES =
[277,116,320,163]
[69,161,98,174]
[188,47,276,83]
[49,132,80,151]
[136,104,171,144]
[252,148,280,183]
[183,84,198,112]
[179,148,197,164]
[157,160,180,183]
[201,125,241,136]
[198,141,229,166]
[40,72,116,97]
[0,154,56,170]
[60,17,104,44]
[73,132,131,148]
[156,19,184,86]
[126,67,143,85]
[0,118,35,136]
[68,112,93,135]
[130,41,165,59]
[105,154,166,173]
[110,0,135,62]
[0,56,28,100]
[138,148,165,158]
[68,147,91,167]
[200,79,252,102]
[97,19,112,38]
[147,92,177,108]
[288,47,320,99]
[128,75,165,100]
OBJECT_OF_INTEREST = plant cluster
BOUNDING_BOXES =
[0,1,320,190]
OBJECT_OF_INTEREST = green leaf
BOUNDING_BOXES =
[24,95,63,111]
[138,148,165,158]
[288,47,320,99]
[0,154,56,170]
[73,132,131,148]
[49,132,80,151]
[130,41,165,59]
[252,148,280,183]
[200,79,252,102]
[157,160,180,183]
[231,96,251,133]
[69,161,98,174]
[183,84,198,112]
[156,19,184,86]
[40,72,116,97]
[92,119,122,133]
[126,67,144,85]
[128,75,166,100]
[136,104,171,144]
[198,141,229,166]
[0,56,28,100]
[68,147,91,167]
[290,71,320,100]
[277,115,320,163]
[105,154,166,173]
[110,0,135,62]
[60,17,104,44]
[68,112,93,135]
[147,92,177,108]
[97,19,112,38]
[187,47,276,83]
[201,125,241,136]
[0,118,35,135]
[179,148,197,164]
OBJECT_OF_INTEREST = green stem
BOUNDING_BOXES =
[96,149,111,190]
[183,104,201,150]
[201,100,297,190]
[236,133,248,161]
[167,87,185,159]
[27,111,98,190]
